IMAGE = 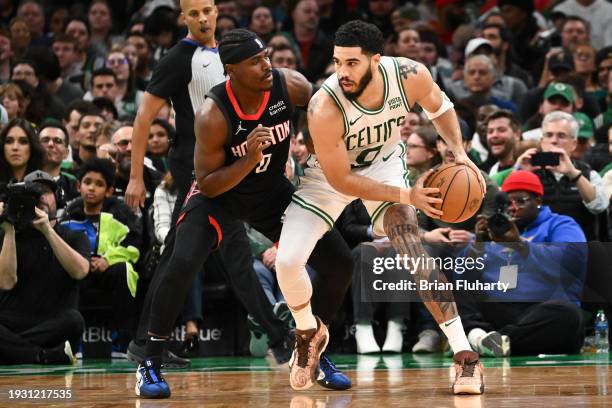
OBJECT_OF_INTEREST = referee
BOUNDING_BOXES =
[125,0,290,366]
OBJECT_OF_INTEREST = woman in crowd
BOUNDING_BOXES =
[0,118,45,182]
[146,118,172,174]
[0,83,26,121]
[105,47,144,119]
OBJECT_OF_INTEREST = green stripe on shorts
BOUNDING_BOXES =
[291,195,335,229]
[371,201,394,226]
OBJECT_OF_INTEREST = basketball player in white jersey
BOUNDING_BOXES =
[276,20,487,394]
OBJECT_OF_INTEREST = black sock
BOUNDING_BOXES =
[144,336,167,360]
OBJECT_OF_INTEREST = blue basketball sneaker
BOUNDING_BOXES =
[317,353,352,390]
[135,358,171,399]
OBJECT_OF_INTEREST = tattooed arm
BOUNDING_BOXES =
[383,204,458,323]
[396,57,485,194]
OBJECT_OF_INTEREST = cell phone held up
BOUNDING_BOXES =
[531,152,560,167]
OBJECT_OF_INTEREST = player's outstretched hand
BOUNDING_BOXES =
[246,124,274,165]
[402,169,443,219]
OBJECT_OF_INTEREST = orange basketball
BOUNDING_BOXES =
[423,163,484,223]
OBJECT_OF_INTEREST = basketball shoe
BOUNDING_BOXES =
[476,331,510,357]
[135,358,171,399]
[452,350,484,395]
[317,353,352,390]
[289,316,328,390]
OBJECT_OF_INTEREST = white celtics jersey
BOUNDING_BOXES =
[320,56,410,168]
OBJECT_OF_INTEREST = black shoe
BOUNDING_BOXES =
[176,335,199,358]
[270,330,295,365]
[127,339,191,369]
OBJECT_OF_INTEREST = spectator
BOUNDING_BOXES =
[27,47,84,107]
[8,17,30,60]
[94,122,117,161]
[405,126,440,186]
[16,0,49,47]
[52,34,82,83]
[88,0,114,57]
[47,6,69,37]
[0,170,89,365]
[523,82,576,140]
[86,68,118,104]
[516,111,609,240]
[62,158,141,358]
[571,112,595,161]
[392,27,421,61]
[38,120,79,206]
[399,111,423,143]
[595,46,612,98]
[105,49,144,119]
[62,100,99,164]
[215,14,239,41]
[0,28,12,84]
[74,110,105,167]
[111,126,161,209]
[146,118,172,174]
[446,55,517,112]
[601,127,612,198]
[498,0,544,72]
[462,38,527,107]
[418,29,453,84]
[120,41,146,91]
[126,33,153,85]
[554,0,612,50]
[249,6,276,42]
[11,58,65,123]
[479,23,532,87]
[65,17,105,91]
[559,16,591,52]
[92,96,119,121]
[216,0,241,25]
[0,83,25,120]
[283,0,333,82]
[459,170,586,356]
[484,110,521,177]
[270,44,298,70]
[0,118,44,182]
[572,44,599,97]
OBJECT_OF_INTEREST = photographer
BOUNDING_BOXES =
[516,111,608,240]
[458,171,586,357]
[0,171,89,364]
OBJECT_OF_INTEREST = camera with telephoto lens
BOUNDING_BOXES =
[0,181,44,230]
[487,191,513,237]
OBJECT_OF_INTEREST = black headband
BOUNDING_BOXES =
[219,30,267,65]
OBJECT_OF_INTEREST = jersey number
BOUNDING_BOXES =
[355,145,383,166]
[255,154,272,173]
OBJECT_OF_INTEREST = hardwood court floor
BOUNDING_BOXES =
[0,354,610,407]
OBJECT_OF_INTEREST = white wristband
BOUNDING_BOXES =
[422,92,454,120]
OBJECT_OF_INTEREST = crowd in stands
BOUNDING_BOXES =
[0,0,611,364]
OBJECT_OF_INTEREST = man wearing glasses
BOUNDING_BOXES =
[516,111,608,240]
[38,120,79,208]
[459,170,587,358]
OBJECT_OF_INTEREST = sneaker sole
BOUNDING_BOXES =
[289,329,329,391]
[480,332,504,357]
[453,383,485,395]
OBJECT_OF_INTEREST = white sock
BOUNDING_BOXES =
[291,303,317,331]
[439,316,472,353]
[467,328,487,350]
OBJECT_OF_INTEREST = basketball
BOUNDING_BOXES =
[423,163,484,223]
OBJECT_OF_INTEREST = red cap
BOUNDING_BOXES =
[501,170,544,196]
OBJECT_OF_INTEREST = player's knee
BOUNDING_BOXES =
[274,251,302,277]
[382,204,418,236]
